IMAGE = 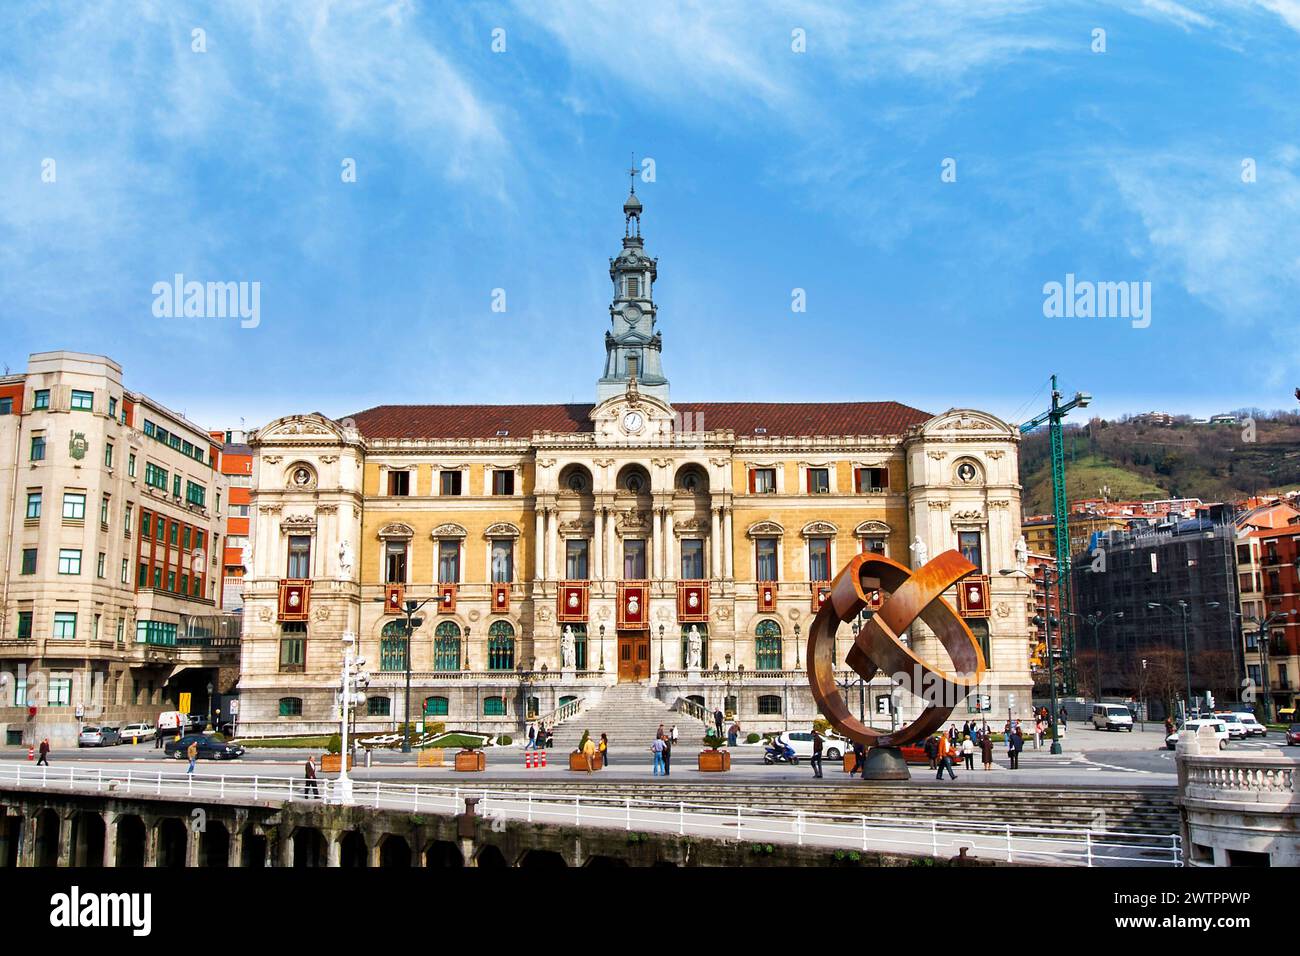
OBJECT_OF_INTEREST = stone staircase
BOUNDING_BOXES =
[549,683,710,755]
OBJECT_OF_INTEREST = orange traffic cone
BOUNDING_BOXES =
[26,746,34,761]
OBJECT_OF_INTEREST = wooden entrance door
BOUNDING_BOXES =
[617,631,651,682]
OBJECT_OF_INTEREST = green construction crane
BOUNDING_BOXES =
[1019,375,1092,695]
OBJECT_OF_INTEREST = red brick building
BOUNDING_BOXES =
[209,431,253,610]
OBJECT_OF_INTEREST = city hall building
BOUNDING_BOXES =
[237,189,1034,737]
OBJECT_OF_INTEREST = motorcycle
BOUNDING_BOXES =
[762,740,798,765]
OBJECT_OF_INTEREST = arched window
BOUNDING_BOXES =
[434,621,461,672]
[487,621,515,671]
[380,621,408,672]
[423,696,448,717]
[687,694,705,709]
[278,697,302,717]
[559,695,577,707]
[755,619,782,671]
[758,695,782,715]
[483,696,506,716]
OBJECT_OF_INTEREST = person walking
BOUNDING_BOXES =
[599,733,609,768]
[810,728,824,779]
[661,735,672,776]
[1164,715,1175,737]
[1058,706,1069,729]
[935,732,957,781]
[651,735,665,775]
[713,707,724,739]
[154,728,163,750]
[656,723,665,741]
[960,734,974,770]
[1034,718,1043,750]
[670,724,679,747]
[1006,729,1018,770]
[1011,727,1024,769]
[527,722,536,750]
[545,724,554,749]
[980,730,994,770]
[727,721,739,747]
[850,740,865,776]
[36,737,50,766]
[186,738,199,775]
[582,733,598,774]
[304,755,319,799]
[924,734,938,770]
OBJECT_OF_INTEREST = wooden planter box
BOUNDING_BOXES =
[319,753,353,772]
[454,749,486,772]
[698,749,731,772]
[416,749,445,768]
[568,751,603,771]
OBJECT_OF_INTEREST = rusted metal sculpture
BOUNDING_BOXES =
[806,550,987,753]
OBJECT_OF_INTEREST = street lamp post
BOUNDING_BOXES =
[1234,609,1295,722]
[1078,610,1124,702]
[1000,566,1062,753]
[336,631,368,804]
[379,597,435,754]
[1148,599,1219,720]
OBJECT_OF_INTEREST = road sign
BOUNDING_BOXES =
[178,692,191,714]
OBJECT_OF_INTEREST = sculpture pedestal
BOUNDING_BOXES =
[561,668,575,682]
[686,666,700,680]
[860,746,910,781]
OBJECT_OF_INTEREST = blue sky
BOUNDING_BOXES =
[2,0,1298,431]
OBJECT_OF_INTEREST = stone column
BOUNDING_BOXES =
[534,510,546,581]
[103,812,117,867]
[187,824,201,867]
[607,512,619,580]
[711,508,722,580]
[327,831,342,867]
[547,509,559,582]
[722,507,734,580]
[652,508,663,579]
[228,827,243,868]
[664,511,675,581]
[280,831,295,868]
[144,821,159,867]
[56,812,72,867]
[593,509,604,580]
[20,815,36,867]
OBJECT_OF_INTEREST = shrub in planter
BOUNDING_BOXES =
[326,733,342,755]
[698,733,731,771]
[746,732,761,744]
[497,734,513,746]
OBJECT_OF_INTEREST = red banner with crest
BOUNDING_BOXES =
[557,582,589,623]
[617,581,649,630]
[676,581,708,622]
[437,584,457,614]
[279,580,312,622]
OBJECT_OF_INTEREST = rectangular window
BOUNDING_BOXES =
[680,539,704,579]
[124,502,133,535]
[287,535,312,579]
[153,566,162,588]
[387,470,410,496]
[53,612,77,639]
[385,541,408,584]
[440,471,462,495]
[145,462,168,489]
[492,470,515,496]
[62,492,86,520]
[279,623,306,671]
[185,481,206,507]
[750,468,776,494]
[104,443,114,468]
[958,531,983,573]
[491,539,514,583]
[438,540,460,583]
[756,538,779,581]
[108,396,117,418]
[565,539,589,579]
[30,435,45,461]
[855,467,890,493]
[169,521,178,545]
[33,389,49,410]
[863,536,887,555]
[808,537,831,581]
[128,453,136,478]
[25,492,41,520]
[172,474,181,498]
[807,467,830,494]
[182,526,191,550]
[21,549,37,574]
[49,678,72,706]
[626,275,640,297]
[116,618,124,643]
[17,611,33,641]
[70,389,93,411]
[97,552,106,578]
[121,558,128,583]
[100,494,110,525]
[58,549,82,575]
[623,538,646,579]
[0,397,11,415]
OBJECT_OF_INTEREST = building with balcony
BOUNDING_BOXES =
[0,352,235,746]
[237,189,1036,737]
[209,430,253,611]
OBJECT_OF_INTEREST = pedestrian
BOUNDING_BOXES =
[850,740,865,776]
[713,707,724,738]
[1006,729,1018,770]
[304,755,319,799]
[810,727,824,779]
[727,721,738,748]
[582,732,598,774]
[935,732,957,781]
[527,722,536,750]
[961,734,974,770]
[1011,727,1024,769]
[36,737,50,766]
[186,738,199,775]
[599,732,609,768]
[662,735,672,776]
[1058,706,1068,729]
[980,731,994,770]
[670,724,679,746]
[656,723,665,741]
[154,728,163,750]
[1164,716,1175,737]
[924,734,938,770]
[545,725,554,749]
[651,735,665,775]
[1034,719,1043,750]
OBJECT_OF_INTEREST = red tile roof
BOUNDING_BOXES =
[346,401,932,440]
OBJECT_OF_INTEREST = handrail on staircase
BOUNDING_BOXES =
[672,696,710,725]
[534,696,583,729]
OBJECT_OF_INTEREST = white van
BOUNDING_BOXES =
[1091,703,1134,732]
[156,711,185,739]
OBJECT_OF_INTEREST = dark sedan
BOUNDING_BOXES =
[1286,725,1300,746]
[163,734,246,760]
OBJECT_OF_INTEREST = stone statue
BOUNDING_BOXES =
[240,541,253,574]
[338,539,355,579]
[561,626,576,670]
[1014,534,1028,573]
[687,625,703,670]
[909,535,928,569]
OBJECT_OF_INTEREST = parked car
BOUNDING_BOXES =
[1166,718,1229,750]
[163,734,245,760]
[777,731,852,761]
[120,722,156,742]
[1212,712,1248,739]
[1091,704,1135,732]
[1286,724,1300,746]
[1230,714,1261,736]
[78,726,121,747]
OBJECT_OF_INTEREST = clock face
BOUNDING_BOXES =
[622,304,642,325]
[622,411,644,433]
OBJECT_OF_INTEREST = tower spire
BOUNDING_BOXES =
[623,154,643,239]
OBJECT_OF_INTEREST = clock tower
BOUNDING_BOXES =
[597,166,670,404]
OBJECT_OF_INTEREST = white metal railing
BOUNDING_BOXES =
[0,764,1180,867]
[535,696,583,729]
